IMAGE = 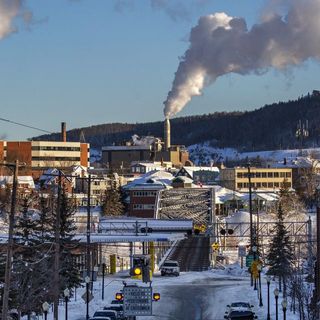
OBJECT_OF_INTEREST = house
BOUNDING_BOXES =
[175,166,220,185]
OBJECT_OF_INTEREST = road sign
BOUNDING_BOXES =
[123,286,152,316]
[245,254,254,267]
[81,290,94,303]
[211,242,219,251]
[238,245,246,257]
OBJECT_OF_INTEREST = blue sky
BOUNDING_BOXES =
[0,0,319,140]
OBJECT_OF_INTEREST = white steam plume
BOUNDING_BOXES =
[164,0,320,118]
[0,0,32,39]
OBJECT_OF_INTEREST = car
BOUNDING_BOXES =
[92,310,118,320]
[103,304,125,319]
[160,260,180,276]
[224,302,257,319]
[89,318,111,320]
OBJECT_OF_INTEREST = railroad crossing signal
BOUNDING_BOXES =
[211,242,219,251]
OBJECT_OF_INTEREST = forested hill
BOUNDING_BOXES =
[33,94,320,151]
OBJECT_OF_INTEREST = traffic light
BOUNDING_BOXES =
[130,255,151,283]
[130,257,143,276]
[115,292,123,301]
[153,293,160,301]
[220,228,234,235]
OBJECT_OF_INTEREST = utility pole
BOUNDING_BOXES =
[1,160,19,320]
[53,170,62,320]
[86,174,91,320]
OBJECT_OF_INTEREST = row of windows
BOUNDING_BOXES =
[132,167,147,173]
[237,171,291,179]
[132,191,157,197]
[32,146,81,151]
[32,156,81,161]
[237,182,291,189]
[133,204,155,210]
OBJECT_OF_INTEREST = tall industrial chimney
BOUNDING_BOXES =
[164,117,171,150]
[61,122,67,142]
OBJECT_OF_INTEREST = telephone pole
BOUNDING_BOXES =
[1,160,20,320]
[53,171,62,320]
[86,174,91,320]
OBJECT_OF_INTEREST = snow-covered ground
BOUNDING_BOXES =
[42,266,299,320]
[188,143,320,165]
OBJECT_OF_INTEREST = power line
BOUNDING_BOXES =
[0,117,53,134]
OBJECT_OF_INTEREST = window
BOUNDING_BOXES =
[268,182,273,188]
[286,172,291,178]
[274,182,279,188]
[261,172,267,178]
[280,172,286,178]
[256,182,261,188]
[274,172,279,178]
[237,183,243,188]
[268,172,273,178]
[262,182,267,188]
[237,172,243,178]
[255,172,261,178]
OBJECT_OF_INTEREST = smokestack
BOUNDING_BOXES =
[164,117,171,150]
[61,122,67,142]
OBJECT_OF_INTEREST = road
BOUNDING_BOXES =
[146,276,260,320]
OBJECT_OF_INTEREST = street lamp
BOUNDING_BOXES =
[282,299,287,320]
[85,275,91,320]
[257,264,263,307]
[64,288,70,320]
[274,288,279,320]
[266,276,271,320]
[42,301,50,320]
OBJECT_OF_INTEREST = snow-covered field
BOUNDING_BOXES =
[42,266,299,320]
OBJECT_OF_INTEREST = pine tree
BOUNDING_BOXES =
[12,195,49,317]
[57,187,82,293]
[267,204,295,296]
[101,186,124,216]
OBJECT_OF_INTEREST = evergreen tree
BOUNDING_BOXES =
[101,186,124,216]
[267,204,295,296]
[12,196,49,317]
[56,187,82,293]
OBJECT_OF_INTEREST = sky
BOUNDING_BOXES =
[0,0,319,140]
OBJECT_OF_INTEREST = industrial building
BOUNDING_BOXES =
[102,118,189,171]
[0,122,90,177]
[220,167,293,191]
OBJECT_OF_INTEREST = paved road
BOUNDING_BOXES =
[144,276,261,320]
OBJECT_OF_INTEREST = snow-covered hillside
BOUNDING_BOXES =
[188,142,320,165]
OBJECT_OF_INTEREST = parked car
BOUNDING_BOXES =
[93,310,118,320]
[160,260,180,276]
[224,302,257,319]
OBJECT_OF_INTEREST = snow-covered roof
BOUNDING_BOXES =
[102,145,150,151]
[271,156,320,169]
[0,176,35,188]
[123,170,174,190]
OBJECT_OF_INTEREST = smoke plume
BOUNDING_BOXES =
[164,0,320,118]
[0,0,32,39]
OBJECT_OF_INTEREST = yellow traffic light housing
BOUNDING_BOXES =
[153,293,160,301]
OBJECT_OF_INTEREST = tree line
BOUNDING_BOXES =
[32,93,320,151]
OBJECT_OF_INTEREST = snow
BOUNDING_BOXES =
[188,142,320,165]
[40,266,299,320]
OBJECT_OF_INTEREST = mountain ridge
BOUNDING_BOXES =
[32,93,320,151]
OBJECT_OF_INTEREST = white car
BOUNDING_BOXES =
[160,260,180,276]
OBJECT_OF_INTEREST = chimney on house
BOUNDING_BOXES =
[61,122,67,142]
